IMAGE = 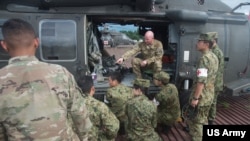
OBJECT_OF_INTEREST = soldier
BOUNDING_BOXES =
[116,30,164,78]
[106,72,133,135]
[153,71,181,135]
[0,18,92,140]
[77,75,119,141]
[207,32,224,125]
[125,78,162,141]
[187,33,218,141]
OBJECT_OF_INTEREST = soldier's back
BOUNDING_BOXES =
[126,95,162,141]
[106,84,133,120]
[0,56,88,140]
[84,96,119,141]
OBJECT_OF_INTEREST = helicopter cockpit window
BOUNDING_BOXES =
[39,20,77,61]
[0,29,11,61]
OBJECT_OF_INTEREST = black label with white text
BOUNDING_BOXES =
[203,125,250,140]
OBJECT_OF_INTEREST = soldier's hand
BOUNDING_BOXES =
[140,60,147,67]
[191,99,199,107]
[116,58,124,64]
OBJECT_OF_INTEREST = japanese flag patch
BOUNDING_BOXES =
[196,68,208,77]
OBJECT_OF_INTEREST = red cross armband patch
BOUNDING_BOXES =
[197,68,208,77]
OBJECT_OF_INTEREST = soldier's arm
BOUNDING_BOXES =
[146,41,163,64]
[121,43,140,60]
[0,123,7,141]
[151,105,158,128]
[99,103,120,140]
[66,70,92,141]
[191,57,207,106]
[155,89,164,104]
[192,83,204,101]
[106,89,112,101]
[105,89,113,107]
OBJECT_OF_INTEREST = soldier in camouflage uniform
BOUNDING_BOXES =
[106,72,133,135]
[125,78,162,141]
[153,71,181,135]
[77,75,119,141]
[207,32,224,125]
[116,30,164,78]
[187,33,218,141]
[0,18,92,140]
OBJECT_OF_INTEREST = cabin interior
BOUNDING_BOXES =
[87,15,177,81]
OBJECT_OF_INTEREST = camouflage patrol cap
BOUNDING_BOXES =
[207,32,218,39]
[197,33,213,42]
[133,78,150,88]
[153,71,170,83]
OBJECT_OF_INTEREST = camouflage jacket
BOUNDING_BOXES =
[191,51,218,106]
[211,44,224,92]
[0,56,92,141]
[125,95,162,141]
[155,83,181,125]
[106,84,133,122]
[122,39,163,64]
[84,95,119,141]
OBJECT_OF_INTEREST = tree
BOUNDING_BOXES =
[120,30,142,41]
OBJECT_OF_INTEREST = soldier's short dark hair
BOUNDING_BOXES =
[2,18,36,48]
[133,84,149,97]
[109,71,124,83]
[77,75,93,93]
[2,19,36,45]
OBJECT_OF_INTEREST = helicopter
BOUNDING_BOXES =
[0,0,250,108]
[99,24,137,47]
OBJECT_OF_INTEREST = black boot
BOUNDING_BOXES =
[118,122,126,135]
[183,124,189,132]
[208,120,214,125]
[162,125,171,135]
[156,123,163,133]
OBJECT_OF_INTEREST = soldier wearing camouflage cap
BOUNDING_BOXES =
[197,32,214,43]
[186,33,218,141]
[207,32,224,125]
[0,18,92,140]
[125,78,162,141]
[78,75,119,141]
[153,71,181,135]
[116,30,164,79]
[133,78,151,87]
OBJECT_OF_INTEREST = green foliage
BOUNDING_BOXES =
[120,30,142,41]
[220,101,230,109]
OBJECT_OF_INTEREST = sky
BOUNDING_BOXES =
[221,0,250,14]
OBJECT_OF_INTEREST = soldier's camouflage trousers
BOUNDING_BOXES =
[131,57,162,78]
[208,91,220,121]
[186,105,210,141]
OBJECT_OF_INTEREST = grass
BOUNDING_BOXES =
[219,101,230,109]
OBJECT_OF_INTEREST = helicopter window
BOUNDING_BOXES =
[0,29,11,61]
[39,20,77,61]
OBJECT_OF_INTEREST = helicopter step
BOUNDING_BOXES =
[225,78,250,96]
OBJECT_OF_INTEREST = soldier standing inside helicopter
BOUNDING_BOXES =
[116,30,164,79]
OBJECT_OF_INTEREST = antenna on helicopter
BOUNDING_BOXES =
[231,2,250,13]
